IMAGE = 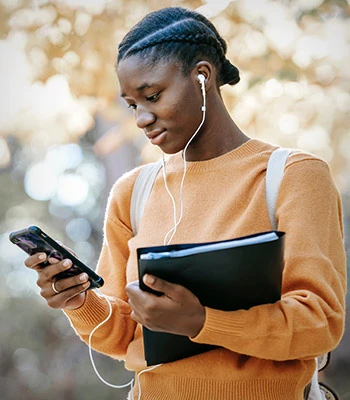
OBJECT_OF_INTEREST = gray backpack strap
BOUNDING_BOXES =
[266,148,292,230]
[130,161,162,235]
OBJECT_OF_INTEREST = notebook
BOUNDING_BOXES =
[137,230,285,366]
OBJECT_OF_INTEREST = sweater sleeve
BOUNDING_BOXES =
[64,167,141,360]
[191,157,347,361]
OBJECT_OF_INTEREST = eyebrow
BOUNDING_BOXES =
[120,83,153,98]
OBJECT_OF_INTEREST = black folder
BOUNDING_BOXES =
[137,230,285,366]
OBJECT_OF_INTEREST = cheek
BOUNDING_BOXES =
[166,96,200,128]
[165,84,198,117]
[167,102,185,126]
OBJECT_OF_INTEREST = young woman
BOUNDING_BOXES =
[24,7,346,400]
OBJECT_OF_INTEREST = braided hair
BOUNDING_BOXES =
[117,7,240,87]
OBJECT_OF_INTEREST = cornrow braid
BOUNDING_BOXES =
[121,28,226,61]
[117,7,240,87]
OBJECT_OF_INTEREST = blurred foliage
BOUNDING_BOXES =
[0,0,349,399]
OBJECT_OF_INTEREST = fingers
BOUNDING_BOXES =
[50,273,90,294]
[142,274,182,301]
[36,258,73,285]
[126,278,177,329]
[46,281,90,309]
[24,252,47,270]
[34,258,89,304]
[24,251,90,310]
[126,276,206,336]
[126,281,148,310]
[125,282,153,327]
[40,271,90,309]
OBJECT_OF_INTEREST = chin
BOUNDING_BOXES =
[160,148,183,155]
[157,141,186,155]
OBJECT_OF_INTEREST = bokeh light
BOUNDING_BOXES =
[65,217,91,242]
[56,173,89,206]
[24,163,58,201]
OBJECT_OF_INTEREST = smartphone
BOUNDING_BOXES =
[9,225,104,289]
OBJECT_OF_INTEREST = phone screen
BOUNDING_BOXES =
[9,226,104,289]
[11,229,63,264]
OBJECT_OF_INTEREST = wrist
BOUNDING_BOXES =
[190,306,206,338]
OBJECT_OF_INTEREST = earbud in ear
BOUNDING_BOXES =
[197,74,206,112]
[198,74,205,86]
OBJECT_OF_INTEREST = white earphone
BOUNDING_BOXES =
[197,74,206,112]
[198,73,205,87]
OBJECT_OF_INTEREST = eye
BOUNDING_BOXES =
[147,92,160,102]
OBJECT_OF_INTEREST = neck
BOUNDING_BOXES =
[184,93,249,162]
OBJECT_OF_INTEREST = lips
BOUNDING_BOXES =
[145,129,167,145]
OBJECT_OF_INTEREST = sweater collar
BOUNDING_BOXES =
[164,139,271,173]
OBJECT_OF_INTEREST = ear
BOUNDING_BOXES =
[191,61,215,91]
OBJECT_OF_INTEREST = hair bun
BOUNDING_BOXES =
[221,58,240,86]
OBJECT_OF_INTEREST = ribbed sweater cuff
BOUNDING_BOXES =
[63,290,110,329]
[191,307,245,344]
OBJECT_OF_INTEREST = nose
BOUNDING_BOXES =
[135,106,156,129]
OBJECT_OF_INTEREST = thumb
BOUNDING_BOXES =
[143,274,179,299]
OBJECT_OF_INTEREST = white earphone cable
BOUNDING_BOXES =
[87,290,163,400]
[88,290,135,390]
[161,154,178,245]
[163,77,206,245]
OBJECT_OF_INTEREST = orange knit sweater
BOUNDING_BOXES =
[65,139,346,400]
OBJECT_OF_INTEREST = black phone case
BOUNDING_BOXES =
[9,225,104,289]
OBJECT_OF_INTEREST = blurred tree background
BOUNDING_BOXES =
[0,0,349,399]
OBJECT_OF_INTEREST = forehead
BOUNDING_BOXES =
[117,55,185,93]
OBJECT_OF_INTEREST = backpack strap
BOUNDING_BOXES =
[130,161,162,235]
[265,148,292,230]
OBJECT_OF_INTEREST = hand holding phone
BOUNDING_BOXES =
[9,226,104,308]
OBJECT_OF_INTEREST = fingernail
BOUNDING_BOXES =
[63,259,72,267]
[38,253,46,260]
[79,273,88,281]
[144,274,155,285]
